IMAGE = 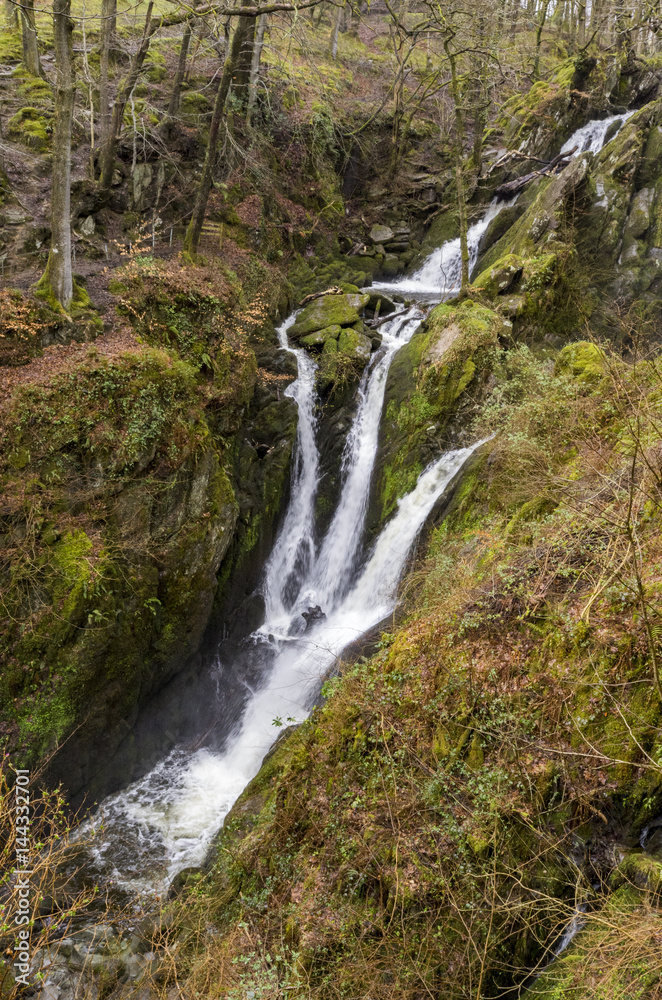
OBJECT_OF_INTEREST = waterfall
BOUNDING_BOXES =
[560,111,635,156]
[388,198,508,298]
[78,112,634,895]
[261,314,320,627]
[307,310,423,610]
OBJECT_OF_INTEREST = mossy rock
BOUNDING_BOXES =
[14,70,53,106]
[179,90,212,124]
[299,324,342,348]
[473,253,525,297]
[7,106,52,151]
[371,300,503,524]
[290,292,369,338]
[555,341,605,384]
[337,326,371,362]
[144,49,166,82]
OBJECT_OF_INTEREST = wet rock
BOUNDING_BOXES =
[381,254,400,277]
[299,324,342,348]
[477,205,525,261]
[289,293,369,338]
[302,605,326,628]
[366,292,396,317]
[338,327,372,363]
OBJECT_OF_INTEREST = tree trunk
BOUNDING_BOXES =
[471,10,489,172]
[167,22,192,118]
[20,0,44,77]
[98,1,156,194]
[184,16,251,255]
[246,13,267,123]
[445,38,469,293]
[38,0,75,309]
[509,0,520,39]
[577,0,586,46]
[98,0,116,156]
[231,14,255,108]
[533,0,550,79]
[329,2,342,58]
[5,0,18,29]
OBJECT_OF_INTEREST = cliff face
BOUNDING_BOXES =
[0,256,300,800]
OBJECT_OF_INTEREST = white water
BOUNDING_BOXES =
[389,198,507,298]
[261,314,320,627]
[560,111,635,156]
[80,113,634,894]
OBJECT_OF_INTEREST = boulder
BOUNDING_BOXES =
[79,215,95,237]
[624,186,655,240]
[382,254,400,277]
[289,293,369,338]
[473,253,524,296]
[338,327,372,362]
[366,292,396,316]
[299,325,342,348]
[369,224,394,244]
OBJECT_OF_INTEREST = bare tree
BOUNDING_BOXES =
[247,12,268,121]
[184,15,252,254]
[167,22,193,120]
[18,0,44,77]
[37,0,75,309]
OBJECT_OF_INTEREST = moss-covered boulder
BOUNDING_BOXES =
[7,106,52,151]
[337,326,372,362]
[289,292,369,338]
[555,341,606,384]
[473,253,524,297]
[299,324,342,348]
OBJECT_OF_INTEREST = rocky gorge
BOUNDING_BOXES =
[2,8,662,1000]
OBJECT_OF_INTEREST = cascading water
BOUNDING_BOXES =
[78,112,635,896]
[560,110,635,156]
[261,314,320,627]
[388,198,508,298]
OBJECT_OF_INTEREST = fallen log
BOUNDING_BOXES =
[298,286,344,307]
[494,146,577,200]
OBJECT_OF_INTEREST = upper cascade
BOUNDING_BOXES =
[382,112,636,300]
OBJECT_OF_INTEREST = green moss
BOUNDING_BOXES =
[0,28,21,62]
[14,69,53,105]
[33,270,93,315]
[290,292,369,338]
[144,49,166,82]
[179,90,212,124]
[7,106,52,150]
[555,341,605,384]
[374,301,502,522]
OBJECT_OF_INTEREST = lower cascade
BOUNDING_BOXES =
[79,112,634,896]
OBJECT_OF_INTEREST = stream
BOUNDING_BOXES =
[76,112,634,899]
